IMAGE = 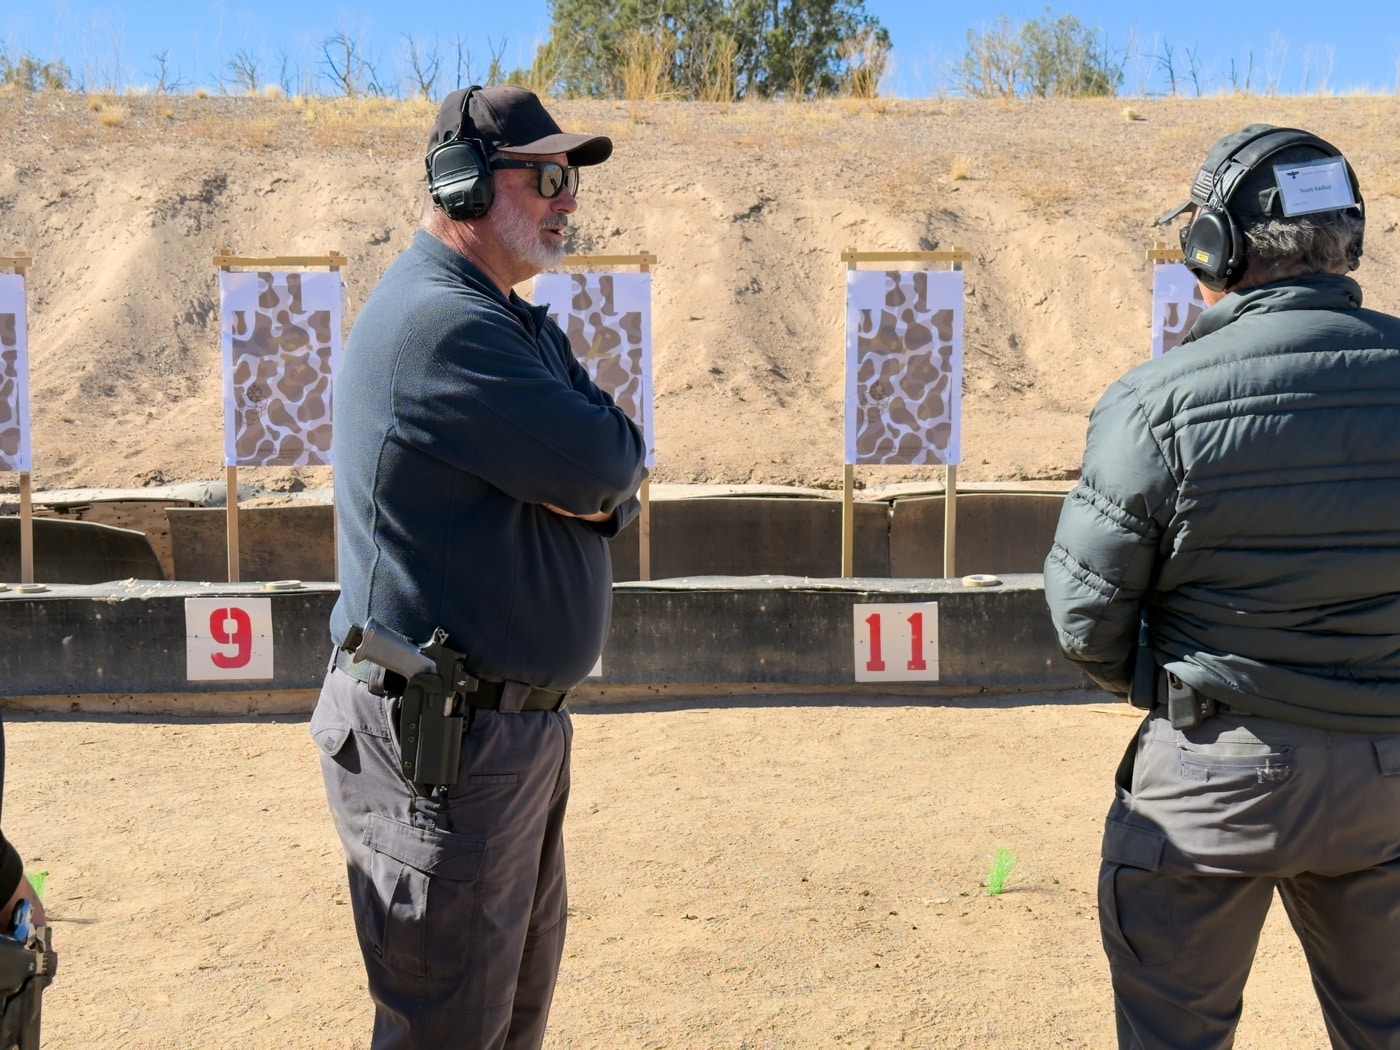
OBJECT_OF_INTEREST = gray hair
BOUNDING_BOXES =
[1241,211,1364,276]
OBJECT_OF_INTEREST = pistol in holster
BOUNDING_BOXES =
[0,902,55,1050]
[339,619,478,793]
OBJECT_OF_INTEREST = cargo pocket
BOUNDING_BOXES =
[361,812,486,981]
[1375,736,1400,777]
[1099,817,1167,967]
[310,681,356,769]
[311,671,393,772]
[310,714,352,760]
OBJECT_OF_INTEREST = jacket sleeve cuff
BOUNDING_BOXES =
[589,494,640,538]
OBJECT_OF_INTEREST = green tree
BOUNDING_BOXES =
[537,0,888,99]
[952,15,1022,98]
[955,7,1122,99]
[1020,10,1120,97]
[729,0,890,97]
[535,0,732,98]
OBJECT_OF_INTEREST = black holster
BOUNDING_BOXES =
[1166,672,1217,730]
[393,669,466,792]
[339,620,476,794]
[1128,614,1217,729]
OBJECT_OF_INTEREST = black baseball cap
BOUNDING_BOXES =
[1156,123,1347,226]
[428,85,612,167]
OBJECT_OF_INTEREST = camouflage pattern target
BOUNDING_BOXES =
[845,269,964,466]
[218,270,342,467]
[0,273,31,472]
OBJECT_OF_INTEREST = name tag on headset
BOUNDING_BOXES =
[1273,157,1355,216]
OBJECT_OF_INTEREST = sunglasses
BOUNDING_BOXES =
[490,159,580,200]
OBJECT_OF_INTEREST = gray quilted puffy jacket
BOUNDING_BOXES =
[1045,273,1400,731]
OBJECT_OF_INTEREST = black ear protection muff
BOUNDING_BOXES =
[1181,126,1364,292]
[426,86,495,220]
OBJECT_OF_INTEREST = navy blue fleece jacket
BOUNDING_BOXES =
[330,230,646,690]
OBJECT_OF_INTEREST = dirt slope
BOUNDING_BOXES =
[3,91,1397,493]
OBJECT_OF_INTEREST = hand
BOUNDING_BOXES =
[542,503,613,523]
[3,875,46,929]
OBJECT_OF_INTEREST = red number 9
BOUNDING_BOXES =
[210,607,254,669]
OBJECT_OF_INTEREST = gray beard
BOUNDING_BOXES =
[496,200,568,271]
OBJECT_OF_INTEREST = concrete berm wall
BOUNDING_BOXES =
[0,575,1089,710]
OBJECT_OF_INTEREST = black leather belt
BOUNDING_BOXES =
[332,649,566,711]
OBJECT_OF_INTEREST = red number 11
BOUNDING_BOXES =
[864,611,927,673]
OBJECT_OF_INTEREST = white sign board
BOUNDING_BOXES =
[853,602,940,682]
[185,597,275,681]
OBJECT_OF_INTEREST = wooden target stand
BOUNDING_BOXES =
[559,252,657,580]
[212,249,346,583]
[0,253,33,584]
[841,247,970,579]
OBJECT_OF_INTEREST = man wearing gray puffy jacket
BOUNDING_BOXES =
[1045,124,1400,1049]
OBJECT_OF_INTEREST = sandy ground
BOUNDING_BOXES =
[6,691,1333,1049]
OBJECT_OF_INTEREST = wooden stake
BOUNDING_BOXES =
[226,465,240,583]
[638,478,651,581]
[944,464,958,580]
[18,472,33,585]
[842,464,855,577]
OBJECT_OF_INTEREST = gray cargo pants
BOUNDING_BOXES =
[1101,707,1400,1050]
[311,665,572,1050]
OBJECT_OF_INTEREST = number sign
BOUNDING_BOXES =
[185,597,275,681]
[853,602,940,682]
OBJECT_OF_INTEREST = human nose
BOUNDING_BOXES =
[552,184,578,213]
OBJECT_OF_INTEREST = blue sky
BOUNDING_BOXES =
[3,1,1398,98]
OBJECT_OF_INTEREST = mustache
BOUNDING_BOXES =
[541,215,569,232]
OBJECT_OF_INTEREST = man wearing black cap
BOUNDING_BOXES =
[1045,124,1400,1048]
[311,86,646,1049]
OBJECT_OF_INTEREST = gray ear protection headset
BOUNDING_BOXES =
[425,86,495,220]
